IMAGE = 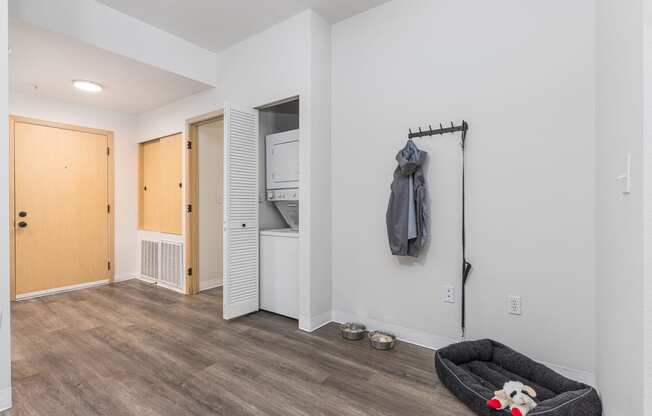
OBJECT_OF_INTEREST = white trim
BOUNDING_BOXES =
[539,360,596,387]
[114,273,138,282]
[0,386,11,412]
[332,310,458,350]
[15,279,109,301]
[299,310,333,332]
[136,275,157,285]
[332,310,595,387]
[199,278,222,292]
[135,276,186,295]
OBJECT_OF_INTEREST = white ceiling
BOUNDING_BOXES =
[9,20,213,114]
[96,0,391,52]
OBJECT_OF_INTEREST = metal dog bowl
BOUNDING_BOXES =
[340,323,366,341]
[368,331,396,350]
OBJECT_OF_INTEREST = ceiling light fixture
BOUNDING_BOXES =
[73,80,103,93]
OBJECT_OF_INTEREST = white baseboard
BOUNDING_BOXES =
[0,386,12,412]
[199,278,222,292]
[539,361,596,387]
[16,279,110,301]
[299,310,333,332]
[114,273,138,282]
[136,276,186,295]
[332,310,596,387]
[332,310,458,350]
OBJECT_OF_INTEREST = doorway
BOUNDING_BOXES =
[185,110,225,294]
[197,118,224,291]
[9,116,115,300]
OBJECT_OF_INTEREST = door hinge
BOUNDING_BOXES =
[107,204,111,213]
[187,204,192,213]
[187,267,192,276]
[186,141,192,150]
[108,261,111,271]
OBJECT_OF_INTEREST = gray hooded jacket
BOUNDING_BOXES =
[386,140,428,257]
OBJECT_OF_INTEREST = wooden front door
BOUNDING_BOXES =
[12,118,113,297]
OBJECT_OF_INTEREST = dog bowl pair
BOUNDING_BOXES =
[339,323,396,350]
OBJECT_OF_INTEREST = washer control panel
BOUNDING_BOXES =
[267,188,299,201]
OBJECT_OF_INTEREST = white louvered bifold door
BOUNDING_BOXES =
[223,103,259,320]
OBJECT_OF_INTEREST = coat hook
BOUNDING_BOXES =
[418,127,422,135]
[429,125,433,134]
[450,121,455,132]
[409,128,413,136]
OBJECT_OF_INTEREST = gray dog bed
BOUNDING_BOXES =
[435,339,602,416]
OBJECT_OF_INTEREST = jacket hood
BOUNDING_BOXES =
[396,140,427,176]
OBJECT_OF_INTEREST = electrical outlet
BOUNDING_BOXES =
[444,286,455,304]
[509,296,522,315]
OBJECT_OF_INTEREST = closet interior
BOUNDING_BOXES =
[258,98,300,320]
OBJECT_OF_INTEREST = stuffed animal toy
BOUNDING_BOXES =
[487,381,537,416]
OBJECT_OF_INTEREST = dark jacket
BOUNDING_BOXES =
[386,140,428,257]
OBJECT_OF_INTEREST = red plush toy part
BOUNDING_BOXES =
[487,399,502,410]
[511,408,523,416]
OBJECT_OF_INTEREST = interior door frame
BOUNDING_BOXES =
[8,115,115,301]
[184,109,225,295]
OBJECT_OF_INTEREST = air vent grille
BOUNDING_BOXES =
[141,240,159,279]
[160,241,183,289]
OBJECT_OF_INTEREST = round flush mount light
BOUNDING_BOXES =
[72,80,103,93]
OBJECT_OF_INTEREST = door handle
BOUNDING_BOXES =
[18,221,28,229]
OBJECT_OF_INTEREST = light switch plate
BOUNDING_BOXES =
[618,154,632,195]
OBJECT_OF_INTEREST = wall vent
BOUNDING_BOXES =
[141,240,159,279]
[159,241,184,289]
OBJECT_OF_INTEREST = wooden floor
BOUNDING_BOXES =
[6,280,472,416]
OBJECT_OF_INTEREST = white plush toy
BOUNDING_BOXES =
[487,381,538,416]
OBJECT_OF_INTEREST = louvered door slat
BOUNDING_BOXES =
[223,103,259,320]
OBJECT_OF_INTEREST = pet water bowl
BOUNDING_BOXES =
[368,331,396,350]
[340,323,366,340]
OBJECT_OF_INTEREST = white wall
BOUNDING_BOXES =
[595,0,646,414]
[646,2,652,412]
[306,11,332,326]
[9,91,140,281]
[9,0,217,86]
[137,10,332,330]
[331,0,595,378]
[0,1,11,411]
[198,119,223,290]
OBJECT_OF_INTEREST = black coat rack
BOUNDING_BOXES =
[409,121,472,338]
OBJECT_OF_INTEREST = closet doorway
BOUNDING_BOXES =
[186,111,225,294]
[186,104,261,320]
[9,116,115,300]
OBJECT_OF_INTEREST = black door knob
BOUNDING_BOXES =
[18,221,28,228]
[18,211,27,218]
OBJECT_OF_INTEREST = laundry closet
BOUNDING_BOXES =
[183,99,301,323]
[258,99,300,320]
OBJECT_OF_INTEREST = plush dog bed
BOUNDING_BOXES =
[435,339,602,416]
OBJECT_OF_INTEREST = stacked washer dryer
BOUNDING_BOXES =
[260,129,299,319]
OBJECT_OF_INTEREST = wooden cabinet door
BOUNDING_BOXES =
[139,134,182,235]
[159,134,182,234]
[14,120,110,296]
[141,139,162,231]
